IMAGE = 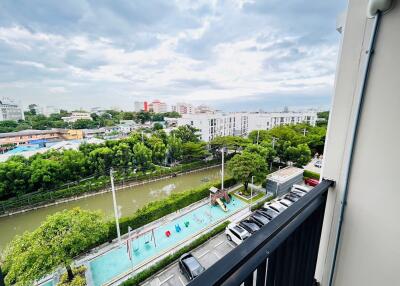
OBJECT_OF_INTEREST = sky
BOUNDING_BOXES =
[0,0,346,112]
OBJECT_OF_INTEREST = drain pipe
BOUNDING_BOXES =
[328,1,392,285]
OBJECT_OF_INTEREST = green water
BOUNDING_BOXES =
[0,167,222,251]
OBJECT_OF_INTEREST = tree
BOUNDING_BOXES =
[210,136,250,154]
[135,111,151,124]
[2,208,108,285]
[89,147,114,175]
[181,142,210,162]
[167,135,182,164]
[170,125,200,143]
[227,152,267,191]
[72,119,96,129]
[248,130,270,144]
[285,143,312,167]
[0,156,31,199]
[153,122,164,131]
[147,136,166,164]
[112,143,133,169]
[132,143,152,170]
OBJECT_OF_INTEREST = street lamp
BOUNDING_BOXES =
[251,175,254,205]
[221,147,225,190]
[110,168,121,246]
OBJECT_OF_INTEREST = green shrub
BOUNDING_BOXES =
[303,170,320,180]
[251,195,275,211]
[121,221,230,286]
[57,266,86,286]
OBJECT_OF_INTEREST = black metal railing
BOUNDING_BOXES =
[189,179,334,286]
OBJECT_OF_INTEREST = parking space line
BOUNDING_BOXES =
[198,250,210,258]
[213,250,222,259]
[178,275,186,286]
[214,240,224,248]
[226,241,236,248]
[159,274,174,285]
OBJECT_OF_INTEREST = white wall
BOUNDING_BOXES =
[317,1,400,285]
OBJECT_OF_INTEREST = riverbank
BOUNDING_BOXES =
[0,161,220,218]
[0,167,225,251]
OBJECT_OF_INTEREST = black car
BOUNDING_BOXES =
[179,253,205,281]
[239,219,261,234]
[259,207,279,219]
[250,211,271,226]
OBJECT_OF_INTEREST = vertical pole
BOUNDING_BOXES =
[270,137,276,171]
[110,168,121,245]
[221,147,224,190]
[128,226,134,276]
[251,176,254,205]
[257,130,260,145]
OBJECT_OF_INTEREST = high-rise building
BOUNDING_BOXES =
[148,99,167,113]
[134,101,149,112]
[171,102,194,115]
[0,99,24,121]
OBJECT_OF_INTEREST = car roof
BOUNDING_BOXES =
[183,256,202,271]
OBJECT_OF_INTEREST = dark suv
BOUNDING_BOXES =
[179,253,205,281]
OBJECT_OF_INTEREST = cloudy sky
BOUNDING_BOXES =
[0,0,346,112]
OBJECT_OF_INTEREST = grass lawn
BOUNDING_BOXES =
[232,186,266,203]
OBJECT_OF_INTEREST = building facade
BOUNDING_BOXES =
[171,102,194,115]
[176,111,317,142]
[0,129,84,146]
[61,112,92,123]
[148,99,167,113]
[0,100,24,121]
[134,101,148,112]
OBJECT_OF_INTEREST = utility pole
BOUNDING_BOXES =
[251,175,254,205]
[221,147,225,190]
[110,168,121,245]
[256,130,260,145]
[302,128,308,136]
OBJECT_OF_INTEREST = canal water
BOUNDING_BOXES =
[0,167,222,251]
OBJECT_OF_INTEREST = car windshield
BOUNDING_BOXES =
[254,214,269,224]
[263,209,278,218]
[244,221,260,230]
[184,257,204,276]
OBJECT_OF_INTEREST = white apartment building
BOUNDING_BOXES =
[61,111,92,123]
[176,111,317,142]
[0,99,24,121]
[148,99,167,113]
[171,102,194,114]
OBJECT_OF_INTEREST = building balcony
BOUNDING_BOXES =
[189,180,333,286]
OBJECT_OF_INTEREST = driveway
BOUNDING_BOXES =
[142,232,235,286]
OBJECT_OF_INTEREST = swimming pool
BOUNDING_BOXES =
[89,198,246,286]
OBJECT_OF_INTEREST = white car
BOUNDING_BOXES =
[265,201,287,213]
[278,198,294,207]
[292,184,311,193]
[314,160,323,168]
[225,223,251,245]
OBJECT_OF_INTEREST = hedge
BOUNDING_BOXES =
[121,221,230,286]
[106,177,237,239]
[251,194,275,211]
[0,160,219,214]
[303,170,320,180]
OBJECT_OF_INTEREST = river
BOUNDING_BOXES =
[0,166,222,251]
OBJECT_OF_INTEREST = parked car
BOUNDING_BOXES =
[250,212,271,226]
[179,253,206,281]
[225,223,251,245]
[239,219,261,234]
[292,184,311,193]
[284,193,300,203]
[278,198,294,207]
[265,202,287,213]
[259,207,279,219]
[314,160,322,168]
[291,189,306,197]
[305,178,319,187]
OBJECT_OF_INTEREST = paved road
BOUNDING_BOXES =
[304,158,322,174]
[142,232,235,286]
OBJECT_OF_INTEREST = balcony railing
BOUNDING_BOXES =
[189,179,334,286]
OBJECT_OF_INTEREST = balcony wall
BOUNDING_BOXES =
[317,0,400,285]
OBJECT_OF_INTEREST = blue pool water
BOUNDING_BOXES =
[89,198,246,285]
[6,145,41,154]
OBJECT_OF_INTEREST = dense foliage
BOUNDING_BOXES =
[2,209,108,286]
[247,123,325,167]
[0,127,208,201]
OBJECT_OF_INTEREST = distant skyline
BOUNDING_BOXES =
[0,0,346,111]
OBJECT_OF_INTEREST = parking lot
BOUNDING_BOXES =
[142,233,235,286]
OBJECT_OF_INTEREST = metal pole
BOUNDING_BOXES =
[128,226,134,276]
[251,176,254,205]
[256,130,260,145]
[221,147,224,190]
[110,168,121,245]
[269,137,276,171]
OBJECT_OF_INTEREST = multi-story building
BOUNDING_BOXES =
[0,129,83,146]
[134,101,148,112]
[148,99,167,113]
[176,111,317,142]
[195,104,215,114]
[61,111,92,123]
[0,99,24,121]
[171,102,194,115]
